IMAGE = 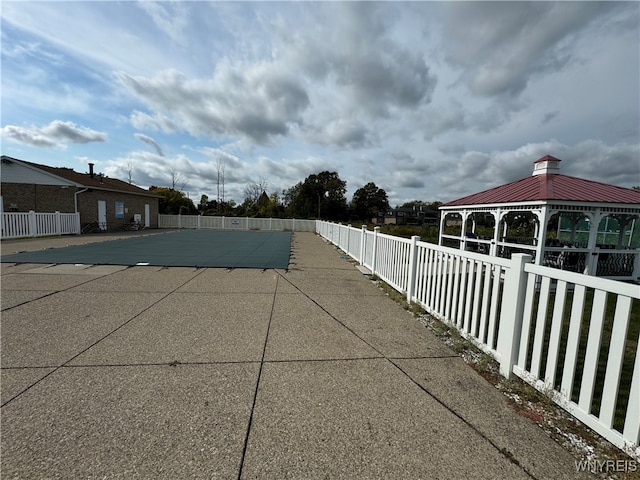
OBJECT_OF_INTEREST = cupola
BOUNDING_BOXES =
[532,155,561,176]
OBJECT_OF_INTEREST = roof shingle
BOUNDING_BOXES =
[3,156,160,197]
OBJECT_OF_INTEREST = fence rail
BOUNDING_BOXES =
[158,214,316,232]
[1,211,81,239]
[317,221,639,459]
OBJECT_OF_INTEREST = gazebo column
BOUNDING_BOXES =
[438,210,447,246]
[584,208,604,276]
[490,209,501,257]
[460,210,470,251]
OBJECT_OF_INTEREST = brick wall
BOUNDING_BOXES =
[77,190,159,229]
[1,183,76,212]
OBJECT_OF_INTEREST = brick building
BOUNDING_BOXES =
[1,156,160,231]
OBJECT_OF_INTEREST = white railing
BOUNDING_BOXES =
[158,214,316,232]
[1,211,81,239]
[514,264,640,460]
[317,221,639,459]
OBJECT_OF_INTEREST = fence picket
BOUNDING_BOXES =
[578,289,608,413]
[560,285,587,400]
[545,280,568,385]
[600,295,632,428]
[531,276,552,378]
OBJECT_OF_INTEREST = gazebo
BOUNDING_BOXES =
[438,155,640,281]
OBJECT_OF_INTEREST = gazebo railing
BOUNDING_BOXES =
[442,232,639,280]
[542,248,588,273]
[594,248,638,279]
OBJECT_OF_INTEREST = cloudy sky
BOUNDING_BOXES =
[2,1,639,206]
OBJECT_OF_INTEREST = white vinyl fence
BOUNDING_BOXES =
[317,221,640,459]
[158,214,316,232]
[1,211,81,239]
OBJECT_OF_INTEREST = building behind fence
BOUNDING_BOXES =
[317,220,639,459]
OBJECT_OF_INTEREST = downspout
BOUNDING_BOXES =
[74,188,89,213]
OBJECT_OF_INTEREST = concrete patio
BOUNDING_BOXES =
[1,231,593,479]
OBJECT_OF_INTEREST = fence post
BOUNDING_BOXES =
[371,226,380,276]
[496,253,532,378]
[178,214,182,229]
[346,225,351,256]
[293,218,296,232]
[28,210,37,237]
[74,212,81,234]
[54,211,62,235]
[360,225,367,266]
[270,217,273,231]
[406,235,420,303]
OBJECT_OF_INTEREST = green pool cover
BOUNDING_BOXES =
[1,230,292,269]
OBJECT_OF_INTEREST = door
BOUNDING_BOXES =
[144,204,150,228]
[98,200,107,230]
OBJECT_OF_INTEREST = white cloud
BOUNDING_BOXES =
[1,121,107,149]
[117,63,309,144]
[134,133,164,156]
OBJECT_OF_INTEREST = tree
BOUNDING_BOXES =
[199,194,209,211]
[150,186,196,215]
[285,171,347,219]
[170,167,186,192]
[215,157,226,213]
[352,182,390,221]
[126,158,134,184]
[243,179,269,207]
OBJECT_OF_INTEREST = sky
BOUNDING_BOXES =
[1,1,639,207]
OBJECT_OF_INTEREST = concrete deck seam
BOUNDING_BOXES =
[0,265,130,312]
[387,354,461,360]
[264,356,385,364]
[275,269,539,480]
[0,366,58,371]
[45,360,263,369]
[3,356,449,371]
[236,273,280,480]
[0,267,208,408]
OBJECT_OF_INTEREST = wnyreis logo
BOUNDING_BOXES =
[575,459,637,473]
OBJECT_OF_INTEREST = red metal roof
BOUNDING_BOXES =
[443,173,640,207]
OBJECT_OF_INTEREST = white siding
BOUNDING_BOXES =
[1,161,75,186]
